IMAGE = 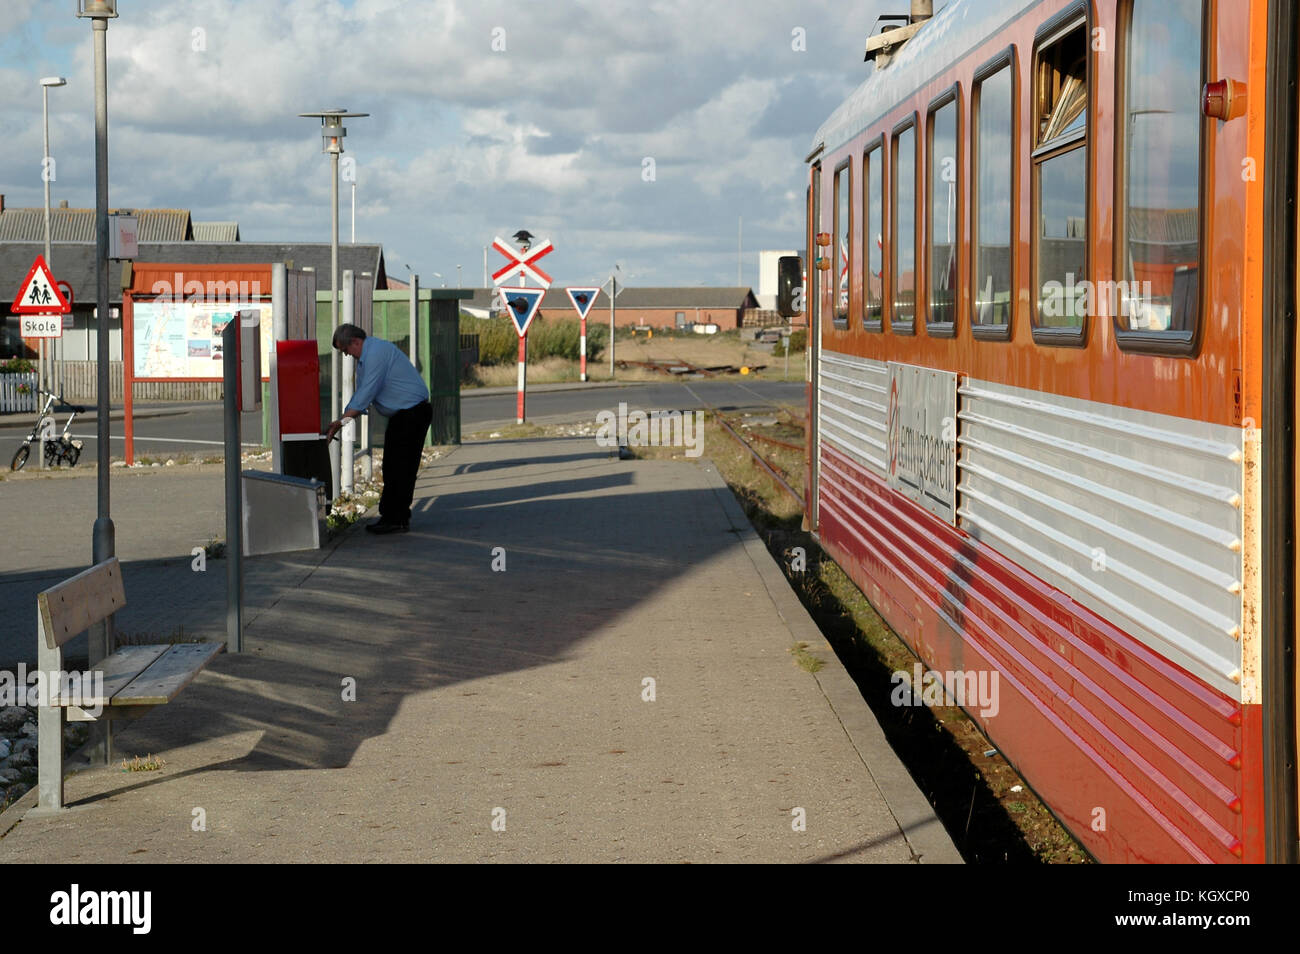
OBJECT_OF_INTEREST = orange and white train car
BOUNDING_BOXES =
[788,0,1298,862]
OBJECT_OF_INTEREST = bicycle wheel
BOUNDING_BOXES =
[10,444,30,471]
[64,444,80,468]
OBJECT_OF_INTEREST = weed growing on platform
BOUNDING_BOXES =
[121,754,165,773]
[788,642,824,673]
[115,627,206,649]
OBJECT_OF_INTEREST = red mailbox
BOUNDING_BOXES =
[276,340,320,441]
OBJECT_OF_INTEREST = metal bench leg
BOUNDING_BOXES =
[86,615,113,766]
[36,611,64,812]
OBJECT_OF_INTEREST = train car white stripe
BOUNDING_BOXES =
[817,351,1246,700]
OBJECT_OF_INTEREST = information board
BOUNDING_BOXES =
[132,299,273,380]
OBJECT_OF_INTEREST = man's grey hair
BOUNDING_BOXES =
[333,323,367,350]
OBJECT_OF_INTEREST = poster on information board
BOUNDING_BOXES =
[131,298,273,380]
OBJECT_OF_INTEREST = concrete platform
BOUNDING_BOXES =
[0,437,960,863]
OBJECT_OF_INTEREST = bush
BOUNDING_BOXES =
[773,330,807,357]
[460,313,605,366]
[0,358,36,374]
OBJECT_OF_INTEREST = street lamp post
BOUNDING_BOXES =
[76,0,117,765]
[299,108,367,498]
[40,75,67,456]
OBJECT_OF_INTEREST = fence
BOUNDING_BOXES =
[0,372,38,413]
[44,362,224,402]
[459,333,479,370]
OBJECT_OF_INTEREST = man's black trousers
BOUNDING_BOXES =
[379,400,432,525]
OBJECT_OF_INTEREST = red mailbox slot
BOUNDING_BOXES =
[276,340,320,441]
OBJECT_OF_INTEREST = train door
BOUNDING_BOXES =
[807,163,822,532]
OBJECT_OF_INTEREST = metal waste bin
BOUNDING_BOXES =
[240,470,326,556]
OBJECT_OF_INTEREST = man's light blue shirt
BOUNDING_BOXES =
[345,336,429,417]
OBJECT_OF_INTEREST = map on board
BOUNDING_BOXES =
[133,300,273,379]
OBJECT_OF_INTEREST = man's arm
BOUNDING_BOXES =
[324,408,362,442]
[345,343,387,415]
[326,342,385,440]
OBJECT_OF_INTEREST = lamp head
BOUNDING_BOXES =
[75,1,118,18]
[299,108,369,155]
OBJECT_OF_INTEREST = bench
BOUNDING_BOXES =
[35,558,224,812]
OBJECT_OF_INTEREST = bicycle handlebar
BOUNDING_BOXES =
[34,388,82,413]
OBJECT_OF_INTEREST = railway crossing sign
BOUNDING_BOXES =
[566,286,601,320]
[492,235,554,288]
[11,255,72,315]
[497,286,546,338]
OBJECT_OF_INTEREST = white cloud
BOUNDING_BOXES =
[1,0,884,285]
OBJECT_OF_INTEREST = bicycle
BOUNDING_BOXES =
[10,388,85,471]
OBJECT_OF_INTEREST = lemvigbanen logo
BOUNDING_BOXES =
[886,383,954,500]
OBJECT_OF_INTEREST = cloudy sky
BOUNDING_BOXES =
[0,0,888,289]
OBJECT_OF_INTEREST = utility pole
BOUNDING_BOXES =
[738,216,742,286]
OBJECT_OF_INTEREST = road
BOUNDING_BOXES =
[0,379,805,461]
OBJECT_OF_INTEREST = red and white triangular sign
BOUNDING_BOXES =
[11,255,72,314]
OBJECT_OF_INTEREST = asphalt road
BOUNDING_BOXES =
[0,379,805,461]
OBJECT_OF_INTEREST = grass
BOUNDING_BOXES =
[121,754,166,772]
[459,327,806,387]
[788,641,825,673]
[115,626,209,648]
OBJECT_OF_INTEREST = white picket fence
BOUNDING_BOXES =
[0,372,38,413]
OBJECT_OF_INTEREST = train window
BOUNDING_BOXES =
[927,90,959,336]
[1115,0,1203,353]
[833,160,851,328]
[972,53,1015,338]
[863,138,884,331]
[1031,7,1089,344]
[891,117,917,333]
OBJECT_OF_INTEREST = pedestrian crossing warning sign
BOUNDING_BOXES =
[11,255,72,314]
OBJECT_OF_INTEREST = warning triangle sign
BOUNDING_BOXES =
[565,286,601,321]
[11,255,71,314]
[497,286,546,338]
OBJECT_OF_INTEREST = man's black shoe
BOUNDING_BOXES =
[365,519,409,534]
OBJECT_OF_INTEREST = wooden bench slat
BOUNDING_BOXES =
[38,558,125,649]
[111,643,224,706]
[78,644,171,707]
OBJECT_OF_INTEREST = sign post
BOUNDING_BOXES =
[566,287,601,382]
[12,256,73,471]
[492,235,553,424]
[497,287,546,423]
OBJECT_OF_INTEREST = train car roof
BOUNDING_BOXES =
[810,0,1041,160]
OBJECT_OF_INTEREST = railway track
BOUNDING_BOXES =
[680,378,805,505]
